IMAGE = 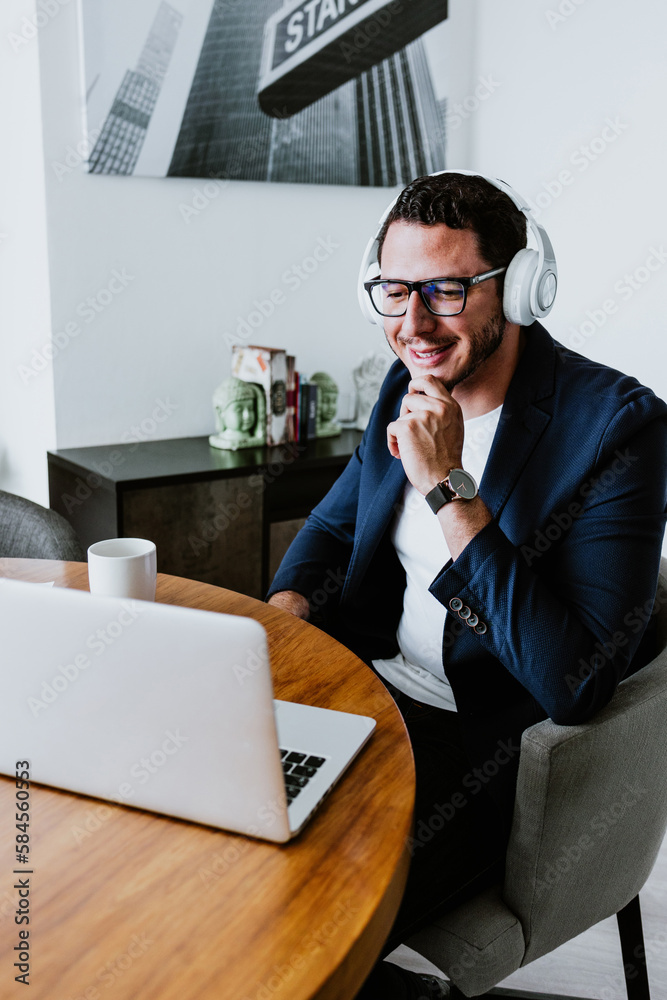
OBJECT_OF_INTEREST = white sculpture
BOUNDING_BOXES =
[352,352,393,431]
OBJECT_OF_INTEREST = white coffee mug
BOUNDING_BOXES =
[87,538,157,601]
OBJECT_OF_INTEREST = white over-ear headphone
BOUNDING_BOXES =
[357,169,558,328]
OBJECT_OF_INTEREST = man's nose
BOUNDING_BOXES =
[398,288,438,339]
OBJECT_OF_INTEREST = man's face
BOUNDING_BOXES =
[379,220,508,391]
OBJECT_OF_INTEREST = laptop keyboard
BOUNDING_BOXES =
[280,748,328,803]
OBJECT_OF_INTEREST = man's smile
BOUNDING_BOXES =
[402,340,457,367]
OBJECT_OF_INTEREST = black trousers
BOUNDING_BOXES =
[355,688,509,999]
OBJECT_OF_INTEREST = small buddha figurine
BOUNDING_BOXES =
[209,377,266,451]
[310,371,341,438]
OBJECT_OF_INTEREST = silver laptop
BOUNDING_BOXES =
[0,580,375,842]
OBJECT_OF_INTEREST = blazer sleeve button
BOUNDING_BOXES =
[474,621,488,635]
[458,605,472,620]
[466,613,479,627]
[449,597,463,612]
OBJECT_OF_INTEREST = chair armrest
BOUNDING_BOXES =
[503,633,667,965]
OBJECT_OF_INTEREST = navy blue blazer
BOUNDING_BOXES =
[268,323,667,827]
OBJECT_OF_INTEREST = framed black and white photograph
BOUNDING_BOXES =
[80,0,450,185]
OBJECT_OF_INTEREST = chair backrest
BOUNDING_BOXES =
[0,490,85,561]
[503,557,667,965]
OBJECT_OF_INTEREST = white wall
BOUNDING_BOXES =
[36,0,408,463]
[467,0,667,406]
[0,0,56,502]
[4,0,665,513]
[467,0,667,555]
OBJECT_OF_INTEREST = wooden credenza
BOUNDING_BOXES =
[47,430,362,599]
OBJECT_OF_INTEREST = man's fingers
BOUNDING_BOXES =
[408,374,453,400]
[386,422,401,458]
[389,411,427,448]
[267,590,310,619]
[401,392,446,415]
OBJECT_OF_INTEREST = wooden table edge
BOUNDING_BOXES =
[0,559,415,999]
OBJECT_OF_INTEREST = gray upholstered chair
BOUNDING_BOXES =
[0,490,85,561]
[406,556,667,1000]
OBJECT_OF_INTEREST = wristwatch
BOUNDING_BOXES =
[425,468,478,514]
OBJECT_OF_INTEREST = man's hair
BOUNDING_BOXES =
[376,173,528,286]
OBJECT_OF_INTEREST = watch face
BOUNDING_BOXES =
[448,468,478,499]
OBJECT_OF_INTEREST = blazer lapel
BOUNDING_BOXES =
[480,322,556,518]
[481,404,551,517]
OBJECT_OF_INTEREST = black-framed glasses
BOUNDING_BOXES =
[364,267,507,318]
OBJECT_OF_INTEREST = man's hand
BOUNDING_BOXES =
[267,590,310,619]
[386,374,464,495]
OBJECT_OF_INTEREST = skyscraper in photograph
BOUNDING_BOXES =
[88,2,183,175]
[267,84,359,185]
[136,1,183,86]
[168,0,273,181]
[438,97,448,144]
[355,41,445,187]
[168,0,445,187]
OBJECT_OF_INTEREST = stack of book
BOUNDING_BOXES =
[231,345,319,445]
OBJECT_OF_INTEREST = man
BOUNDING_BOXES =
[267,173,667,998]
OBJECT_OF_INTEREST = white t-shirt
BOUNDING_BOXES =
[372,403,503,711]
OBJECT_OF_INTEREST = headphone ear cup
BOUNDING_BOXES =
[358,247,384,326]
[503,248,539,326]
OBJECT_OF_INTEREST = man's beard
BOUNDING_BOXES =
[442,304,507,392]
[390,302,507,392]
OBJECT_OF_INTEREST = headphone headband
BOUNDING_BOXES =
[357,169,557,328]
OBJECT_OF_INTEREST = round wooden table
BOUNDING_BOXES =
[0,560,414,1000]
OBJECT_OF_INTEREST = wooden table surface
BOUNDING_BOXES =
[0,559,414,1000]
